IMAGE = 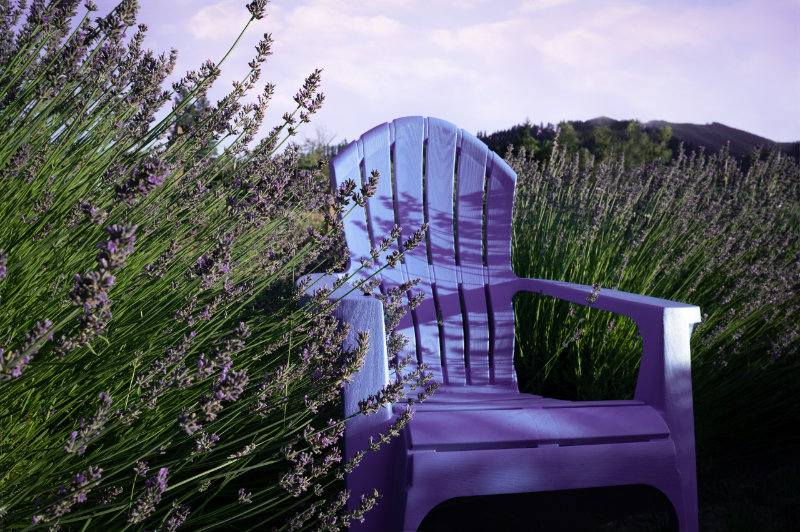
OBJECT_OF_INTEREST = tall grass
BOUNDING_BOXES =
[510,138,800,453]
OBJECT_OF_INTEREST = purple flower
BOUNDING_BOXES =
[147,468,169,492]
[68,270,114,309]
[115,156,169,206]
[177,407,202,436]
[194,433,219,453]
[64,392,113,455]
[0,248,7,280]
[135,332,196,409]
[33,466,102,525]
[99,486,124,505]
[96,224,137,271]
[246,0,268,19]
[1,318,54,381]
[161,503,191,531]
[188,231,235,289]
[134,461,149,476]
[77,198,109,225]
[127,468,169,524]
[211,367,248,402]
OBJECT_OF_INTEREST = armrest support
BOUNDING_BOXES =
[296,274,392,434]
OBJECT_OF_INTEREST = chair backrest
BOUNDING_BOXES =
[330,116,519,389]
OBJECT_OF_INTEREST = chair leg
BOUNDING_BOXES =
[648,478,698,532]
[401,492,448,532]
[346,433,404,532]
[674,482,699,532]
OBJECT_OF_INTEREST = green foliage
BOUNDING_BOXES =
[481,118,674,168]
[510,142,800,453]
[168,87,217,160]
[297,128,350,194]
[0,2,411,530]
[620,121,672,167]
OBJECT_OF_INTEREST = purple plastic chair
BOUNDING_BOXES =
[304,116,701,531]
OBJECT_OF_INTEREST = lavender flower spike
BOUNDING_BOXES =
[194,433,220,453]
[127,467,169,524]
[96,223,138,271]
[115,156,169,206]
[161,502,191,531]
[246,0,268,19]
[238,488,252,504]
[31,466,103,525]
[64,392,113,455]
[0,320,55,381]
[0,248,7,280]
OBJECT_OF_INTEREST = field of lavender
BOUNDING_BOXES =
[508,142,800,528]
[0,1,405,530]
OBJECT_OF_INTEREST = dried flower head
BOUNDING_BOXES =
[246,1,269,20]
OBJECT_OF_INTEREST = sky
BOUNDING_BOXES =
[129,0,800,147]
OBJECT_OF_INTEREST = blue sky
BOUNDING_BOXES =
[132,0,800,146]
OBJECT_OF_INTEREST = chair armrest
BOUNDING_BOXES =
[510,277,701,323]
[296,274,392,433]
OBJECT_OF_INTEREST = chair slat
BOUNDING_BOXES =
[456,133,490,385]
[360,123,395,250]
[485,153,516,270]
[426,118,459,263]
[427,118,466,385]
[486,281,517,387]
[330,142,371,275]
[407,405,670,451]
[360,123,421,376]
[485,153,518,386]
[394,116,443,382]
[461,270,490,385]
[432,263,466,385]
[455,132,486,266]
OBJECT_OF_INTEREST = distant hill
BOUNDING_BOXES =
[477,117,800,167]
[642,120,800,161]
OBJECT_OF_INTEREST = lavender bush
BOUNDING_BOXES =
[0,1,428,530]
[510,136,800,451]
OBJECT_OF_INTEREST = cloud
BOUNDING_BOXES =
[520,0,574,12]
[445,0,494,8]
[429,18,539,60]
[187,1,251,41]
[284,3,404,43]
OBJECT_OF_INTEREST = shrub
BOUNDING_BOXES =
[0,1,429,529]
[510,137,800,453]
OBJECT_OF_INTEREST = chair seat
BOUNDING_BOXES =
[393,388,556,413]
[405,402,670,452]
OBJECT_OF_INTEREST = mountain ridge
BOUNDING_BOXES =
[641,119,798,159]
[477,117,800,166]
